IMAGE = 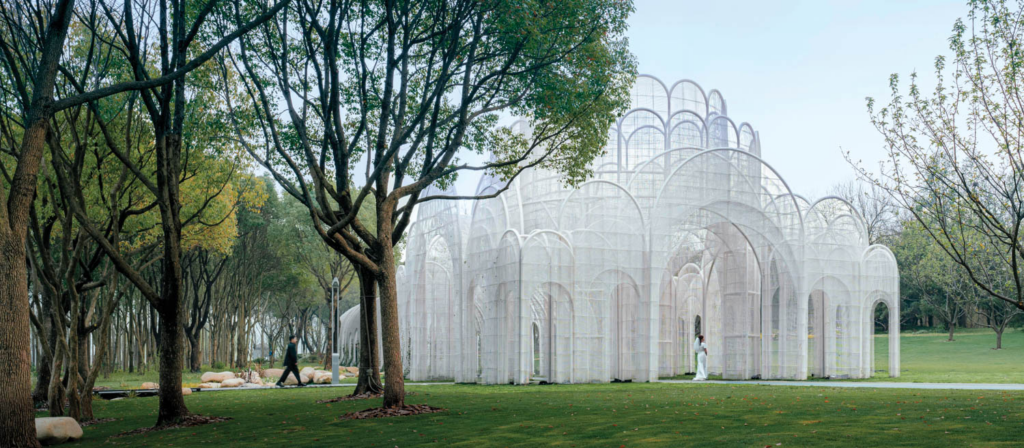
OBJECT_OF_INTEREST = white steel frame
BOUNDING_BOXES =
[373,76,899,383]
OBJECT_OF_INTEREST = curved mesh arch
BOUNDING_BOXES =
[394,77,900,384]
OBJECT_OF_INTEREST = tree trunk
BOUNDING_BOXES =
[32,291,55,404]
[47,342,66,417]
[995,328,1003,349]
[947,322,955,342]
[374,207,405,408]
[187,333,201,372]
[354,266,383,396]
[0,234,44,448]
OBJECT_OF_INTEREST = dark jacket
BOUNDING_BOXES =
[284,341,298,367]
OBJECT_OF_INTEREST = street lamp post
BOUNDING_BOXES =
[331,277,340,385]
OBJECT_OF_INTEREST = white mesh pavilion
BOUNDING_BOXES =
[350,76,900,383]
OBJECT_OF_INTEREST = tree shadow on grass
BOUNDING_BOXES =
[112,415,232,438]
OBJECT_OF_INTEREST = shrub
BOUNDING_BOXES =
[212,361,226,370]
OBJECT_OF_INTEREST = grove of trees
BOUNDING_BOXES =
[0,0,636,445]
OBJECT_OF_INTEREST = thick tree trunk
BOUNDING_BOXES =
[995,328,1003,349]
[156,298,189,425]
[354,266,383,396]
[947,322,955,342]
[0,1,74,442]
[374,211,405,408]
[0,234,45,446]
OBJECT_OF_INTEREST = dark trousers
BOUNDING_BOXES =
[277,364,303,385]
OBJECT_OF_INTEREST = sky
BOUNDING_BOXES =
[444,0,967,201]
[622,0,965,197]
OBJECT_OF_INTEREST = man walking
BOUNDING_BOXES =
[276,335,305,387]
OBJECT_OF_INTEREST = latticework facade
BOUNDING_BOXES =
[381,76,899,383]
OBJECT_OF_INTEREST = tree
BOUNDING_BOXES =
[0,0,269,441]
[892,219,976,340]
[827,180,898,245]
[48,0,287,426]
[230,0,635,409]
[855,0,1024,314]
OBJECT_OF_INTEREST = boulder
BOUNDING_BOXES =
[262,368,284,379]
[200,371,236,383]
[344,367,359,375]
[299,366,316,377]
[91,386,110,392]
[220,378,245,388]
[140,382,159,390]
[312,371,332,384]
[198,382,221,389]
[181,387,193,396]
[240,370,262,384]
[280,373,309,385]
[35,417,83,446]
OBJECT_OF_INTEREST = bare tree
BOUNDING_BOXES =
[827,180,899,244]
[852,0,1024,313]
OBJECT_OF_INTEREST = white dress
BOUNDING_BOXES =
[693,337,708,381]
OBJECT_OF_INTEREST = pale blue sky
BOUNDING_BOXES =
[625,0,964,196]
[445,0,966,200]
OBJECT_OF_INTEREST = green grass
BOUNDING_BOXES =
[53,383,1024,447]
[39,329,1024,446]
[663,328,1024,383]
[868,329,1024,383]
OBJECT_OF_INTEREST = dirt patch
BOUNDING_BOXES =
[80,418,117,427]
[112,415,232,438]
[338,404,445,420]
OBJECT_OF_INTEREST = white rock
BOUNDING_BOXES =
[313,371,332,384]
[200,371,236,383]
[299,366,316,377]
[181,387,193,396]
[262,368,284,379]
[35,417,83,446]
[198,382,221,389]
[220,378,243,388]
[140,382,159,389]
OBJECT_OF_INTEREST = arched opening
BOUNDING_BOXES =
[610,283,640,380]
[872,301,891,376]
[807,290,826,377]
[694,314,702,337]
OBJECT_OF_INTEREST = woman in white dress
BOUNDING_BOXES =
[693,335,708,381]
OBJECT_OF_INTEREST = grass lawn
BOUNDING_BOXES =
[55,382,1024,447]
[867,329,1024,383]
[664,328,1024,383]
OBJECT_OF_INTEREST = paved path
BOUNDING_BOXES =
[660,380,1024,391]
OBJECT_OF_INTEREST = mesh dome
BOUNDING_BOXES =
[355,76,900,383]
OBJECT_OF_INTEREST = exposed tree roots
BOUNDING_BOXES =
[338,404,444,420]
